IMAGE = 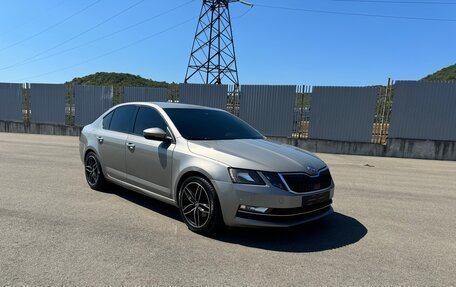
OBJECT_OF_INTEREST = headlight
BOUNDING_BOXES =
[228,168,265,185]
[261,172,288,190]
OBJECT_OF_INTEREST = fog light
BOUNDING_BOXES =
[239,205,269,213]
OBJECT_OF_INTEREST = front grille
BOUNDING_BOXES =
[281,168,332,193]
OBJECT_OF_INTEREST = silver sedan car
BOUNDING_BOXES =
[79,102,334,234]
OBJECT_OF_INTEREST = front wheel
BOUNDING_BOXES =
[178,176,224,235]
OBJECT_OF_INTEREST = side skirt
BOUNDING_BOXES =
[106,175,178,207]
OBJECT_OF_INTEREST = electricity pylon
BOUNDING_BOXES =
[184,0,252,85]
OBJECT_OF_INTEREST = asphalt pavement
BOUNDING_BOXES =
[0,133,455,286]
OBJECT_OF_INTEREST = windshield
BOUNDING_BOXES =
[163,108,264,140]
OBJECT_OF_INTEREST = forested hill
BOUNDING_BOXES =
[68,72,174,88]
[422,64,456,81]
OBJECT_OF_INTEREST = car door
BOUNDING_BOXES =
[125,106,175,197]
[97,105,138,182]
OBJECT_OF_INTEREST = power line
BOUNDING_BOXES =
[254,3,456,22]
[0,0,196,72]
[233,5,254,19]
[0,0,102,52]
[332,0,456,4]
[0,0,147,71]
[16,17,197,82]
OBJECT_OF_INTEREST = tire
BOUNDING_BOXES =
[84,151,107,191]
[178,176,224,235]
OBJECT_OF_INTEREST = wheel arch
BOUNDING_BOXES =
[174,169,213,202]
[83,148,108,178]
[84,148,97,160]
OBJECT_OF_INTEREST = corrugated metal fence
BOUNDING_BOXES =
[0,83,23,122]
[179,83,228,110]
[389,81,456,141]
[2,81,456,144]
[123,86,168,103]
[30,83,66,124]
[240,85,296,137]
[309,86,379,143]
[74,85,113,127]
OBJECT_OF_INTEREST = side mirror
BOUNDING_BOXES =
[143,128,170,141]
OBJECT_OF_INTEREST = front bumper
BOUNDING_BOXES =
[212,180,334,228]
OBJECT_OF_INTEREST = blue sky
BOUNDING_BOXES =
[0,0,455,86]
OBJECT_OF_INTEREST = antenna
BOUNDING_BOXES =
[184,0,252,85]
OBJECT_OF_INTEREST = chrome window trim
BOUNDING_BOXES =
[102,104,177,144]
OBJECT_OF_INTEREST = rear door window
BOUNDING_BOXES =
[133,107,168,136]
[102,111,114,129]
[109,105,138,133]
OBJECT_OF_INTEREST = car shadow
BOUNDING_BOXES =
[215,212,368,252]
[107,185,367,253]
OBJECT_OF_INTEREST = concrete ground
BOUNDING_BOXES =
[0,133,455,286]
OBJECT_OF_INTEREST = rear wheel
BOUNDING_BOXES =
[84,151,107,191]
[178,176,223,235]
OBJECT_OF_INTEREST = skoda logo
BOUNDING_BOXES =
[306,166,318,175]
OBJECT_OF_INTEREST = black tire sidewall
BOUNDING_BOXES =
[178,176,222,235]
[85,152,105,190]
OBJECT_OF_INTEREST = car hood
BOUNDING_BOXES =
[187,139,326,172]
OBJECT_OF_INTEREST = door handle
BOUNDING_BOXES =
[126,142,135,151]
[96,136,104,143]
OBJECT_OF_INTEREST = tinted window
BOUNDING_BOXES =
[102,111,114,129]
[109,106,138,133]
[164,108,263,140]
[133,107,168,136]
